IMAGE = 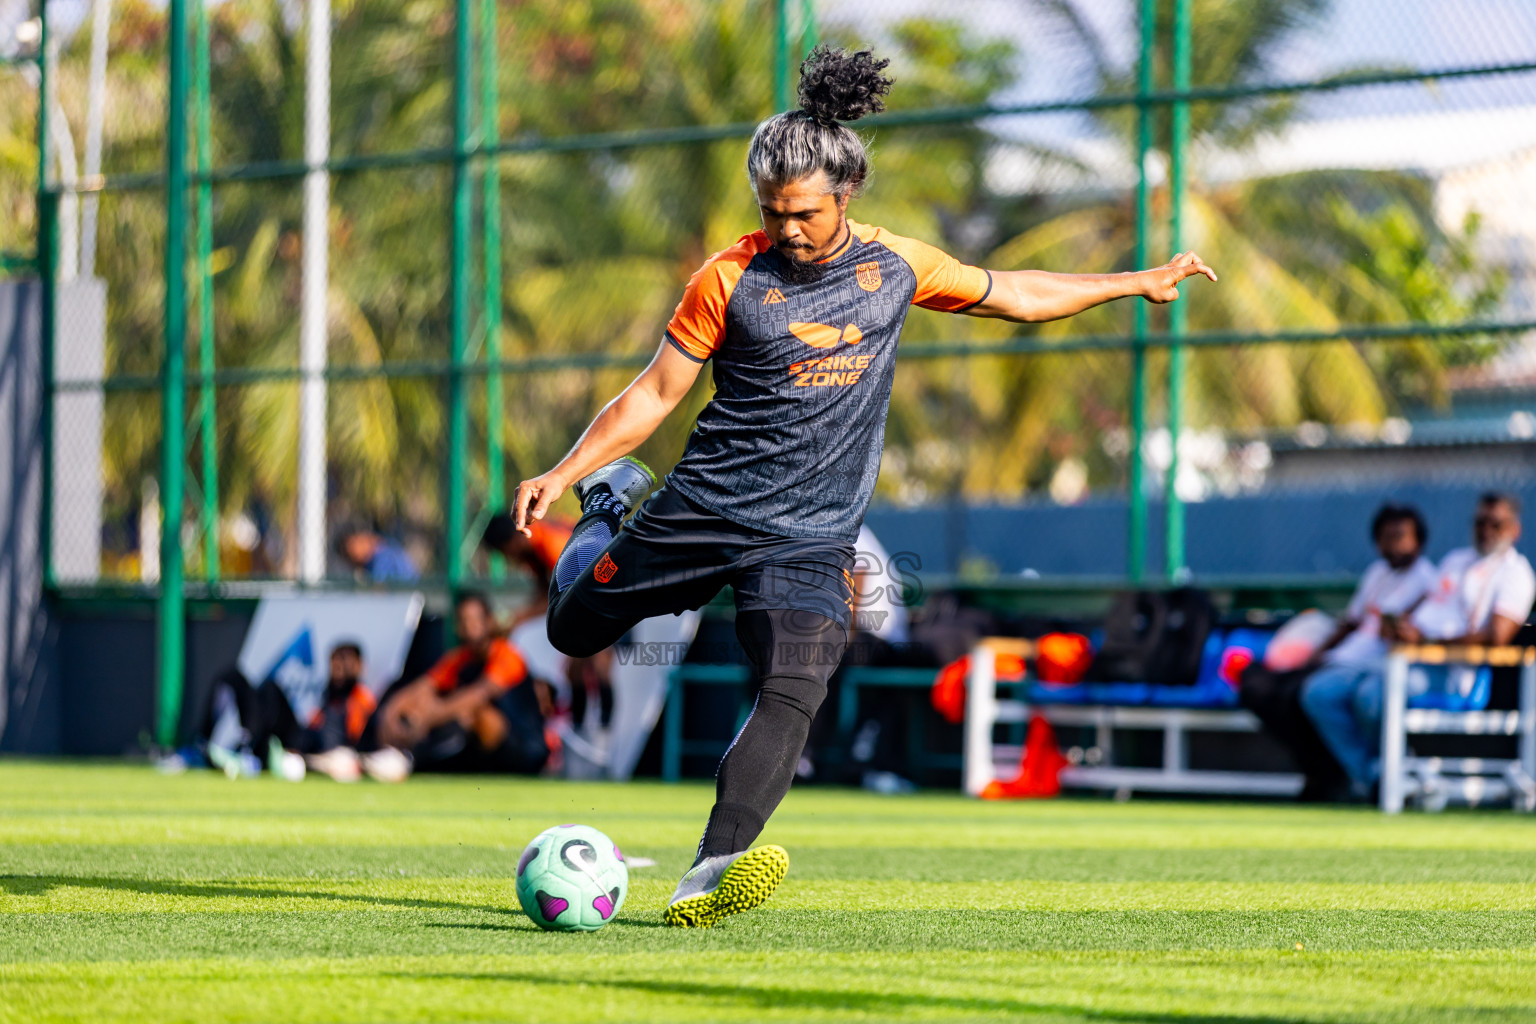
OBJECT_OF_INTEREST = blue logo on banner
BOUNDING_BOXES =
[261,626,322,707]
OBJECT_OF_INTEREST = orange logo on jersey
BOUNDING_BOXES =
[788,352,874,388]
[789,321,863,349]
[762,287,786,305]
[593,553,618,583]
[855,261,882,292]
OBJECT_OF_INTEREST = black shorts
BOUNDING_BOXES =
[560,485,857,630]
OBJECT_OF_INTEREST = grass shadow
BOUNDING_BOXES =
[0,874,517,917]
[391,969,1315,1022]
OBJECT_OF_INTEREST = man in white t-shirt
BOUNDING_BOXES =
[1247,504,1435,799]
[851,525,911,646]
[1302,493,1536,794]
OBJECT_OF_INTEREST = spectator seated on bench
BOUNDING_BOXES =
[378,591,553,774]
[1243,503,1436,801]
[1302,493,1536,800]
[166,641,410,783]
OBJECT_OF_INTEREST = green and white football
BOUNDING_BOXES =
[515,824,629,931]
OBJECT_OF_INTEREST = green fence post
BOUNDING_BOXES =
[37,0,55,590]
[1127,0,1155,583]
[774,0,790,111]
[481,0,503,579]
[1165,0,1190,580]
[446,0,471,588]
[158,0,190,746]
[194,0,217,582]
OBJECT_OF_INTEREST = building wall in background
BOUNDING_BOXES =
[864,482,1536,580]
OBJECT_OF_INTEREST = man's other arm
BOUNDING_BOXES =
[967,251,1217,324]
[513,342,703,534]
[378,676,442,747]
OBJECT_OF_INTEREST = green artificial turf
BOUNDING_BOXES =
[3,761,1536,1023]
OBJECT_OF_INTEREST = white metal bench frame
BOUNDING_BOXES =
[962,638,1302,798]
[1379,644,1536,813]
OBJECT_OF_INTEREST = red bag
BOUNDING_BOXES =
[930,651,1029,725]
[1035,632,1093,684]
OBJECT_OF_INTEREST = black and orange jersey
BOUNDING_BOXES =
[305,684,377,750]
[663,221,991,540]
[426,638,528,693]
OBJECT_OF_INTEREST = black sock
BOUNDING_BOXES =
[550,491,626,593]
[697,803,766,861]
[693,609,846,861]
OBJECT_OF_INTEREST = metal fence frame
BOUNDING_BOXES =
[10,0,1536,742]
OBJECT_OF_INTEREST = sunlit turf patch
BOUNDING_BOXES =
[3,760,1536,1023]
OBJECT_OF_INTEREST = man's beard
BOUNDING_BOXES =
[327,676,359,699]
[776,247,831,285]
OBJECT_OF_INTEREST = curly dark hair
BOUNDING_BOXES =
[1371,503,1426,547]
[797,45,892,125]
[746,45,894,198]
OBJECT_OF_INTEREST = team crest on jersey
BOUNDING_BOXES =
[762,287,786,305]
[593,553,618,583]
[855,261,882,292]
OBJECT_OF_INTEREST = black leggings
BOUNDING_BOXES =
[548,574,845,859]
[697,607,846,859]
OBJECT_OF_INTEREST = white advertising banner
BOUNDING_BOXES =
[237,593,424,721]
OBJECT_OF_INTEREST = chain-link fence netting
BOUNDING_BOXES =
[17,0,1536,586]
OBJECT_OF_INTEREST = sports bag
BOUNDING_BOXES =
[1084,588,1215,686]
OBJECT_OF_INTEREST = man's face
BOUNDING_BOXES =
[329,649,362,687]
[343,533,375,568]
[1474,500,1521,555]
[1376,518,1421,569]
[756,173,849,265]
[455,600,490,649]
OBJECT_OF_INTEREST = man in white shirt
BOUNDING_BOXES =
[1244,505,1433,799]
[1302,493,1536,795]
[851,525,911,647]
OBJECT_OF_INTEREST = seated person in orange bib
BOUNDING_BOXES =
[511,47,1217,927]
[481,513,574,628]
[377,592,552,774]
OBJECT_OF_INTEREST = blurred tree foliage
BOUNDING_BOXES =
[0,0,1505,577]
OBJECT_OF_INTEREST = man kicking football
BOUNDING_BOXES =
[513,46,1216,927]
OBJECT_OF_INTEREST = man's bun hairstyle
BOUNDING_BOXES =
[797,45,892,125]
[747,45,892,198]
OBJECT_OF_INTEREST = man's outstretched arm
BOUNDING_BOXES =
[967,251,1217,324]
[513,340,703,535]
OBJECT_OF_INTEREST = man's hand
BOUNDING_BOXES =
[1140,251,1218,304]
[379,689,430,748]
[514,471,569,537]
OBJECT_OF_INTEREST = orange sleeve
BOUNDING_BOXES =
[855,223,992,312]
[426,649,467,692]
[483,640,528,691]
[346,687,378,743]
[664,233,768,361]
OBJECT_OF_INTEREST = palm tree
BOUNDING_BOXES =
[865,0,1504,503]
